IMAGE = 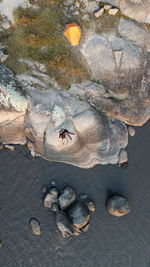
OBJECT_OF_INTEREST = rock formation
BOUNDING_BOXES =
[0,0,149,168]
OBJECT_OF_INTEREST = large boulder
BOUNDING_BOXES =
[24,87,128,168]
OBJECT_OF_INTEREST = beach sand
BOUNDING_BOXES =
[0,122,150,267]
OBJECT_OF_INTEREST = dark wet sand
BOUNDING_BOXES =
[0,122,150,267]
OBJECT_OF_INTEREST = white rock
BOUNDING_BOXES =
[128,126,136,136]
[108,8,118,15]
[94,8,104,18]
[104,4,112,10]
[118,149,128,164]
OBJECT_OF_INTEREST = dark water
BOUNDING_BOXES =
[0,122,150,267]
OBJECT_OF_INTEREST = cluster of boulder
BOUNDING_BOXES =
[43,183,95,237]
[29,182,131,237]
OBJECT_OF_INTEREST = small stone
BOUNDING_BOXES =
[86,200,96,212]
[118,149,128,164]
[56,210,75,237]
[4,145,15,151]
[94,8,104,18]
[108,8,119,15]
[0,144,3,150]
[51,180,56,187]
[59,187,76,210]
[79,193,88,199]
[29,218,41,235]
[68,202,90,229]
[114,50,123,68]
[81,223,89,232]
[44,188,58,209]
[104,4,112,10]
[106,196,131,217]
[128,126,136,136]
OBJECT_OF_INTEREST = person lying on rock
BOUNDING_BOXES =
[59,129,75,143]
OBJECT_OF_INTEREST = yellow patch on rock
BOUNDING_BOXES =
[63,23,81,46]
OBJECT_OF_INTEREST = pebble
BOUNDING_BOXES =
[29,218,41,235]
[106,196,131,217]
[44,188,58,209]
[128,126,136,136]
[51,180,56,187]
[82,14,90,21]
[4,145,15,151]
[108,8,119,15]
[94,7,104,18]
[79,193,88,199]
[118,149,128,164]
[86,200,96,212]
[59,187,76,210]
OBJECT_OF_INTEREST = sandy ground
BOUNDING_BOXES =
[0,121,150,267]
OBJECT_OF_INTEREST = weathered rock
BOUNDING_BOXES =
[29,218,41,235]
[55,210,75,237]
[59,187,76,210]
[68,202,90,229]
[106,196,131,217]
[128,126,136,136]
[44,188,58,209]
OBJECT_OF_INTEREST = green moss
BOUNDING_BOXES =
[2,2,89,88]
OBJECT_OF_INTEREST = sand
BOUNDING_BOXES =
[0,121,150,267]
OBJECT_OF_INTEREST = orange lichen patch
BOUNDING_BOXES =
[63,23,81,46]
